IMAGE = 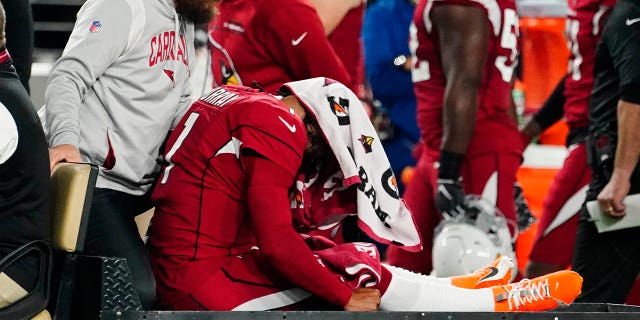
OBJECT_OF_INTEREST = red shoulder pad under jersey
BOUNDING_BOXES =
[213,86,308,177]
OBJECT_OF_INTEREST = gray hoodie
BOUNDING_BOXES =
[45,0,195,195]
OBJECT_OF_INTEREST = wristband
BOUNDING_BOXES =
[438,150,465,180]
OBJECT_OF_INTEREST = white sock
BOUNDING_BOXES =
[380,265,494,312]
[382,263,452,285]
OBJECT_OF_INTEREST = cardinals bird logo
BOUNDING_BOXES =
[221,63,240,85]
[359,135,374,153]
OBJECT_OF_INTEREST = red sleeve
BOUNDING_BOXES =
[243,155,353,307]
[236,100,307,176]
[254,1,352,89]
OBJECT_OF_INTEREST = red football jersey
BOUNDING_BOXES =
[209,0,353,94]
[149,86,306,291]
[563,0,616,129]
[411,0,520,155]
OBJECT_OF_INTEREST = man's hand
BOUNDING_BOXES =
[300,234,336,251]
[435,178,466,219]
[48,144,82,171]
[344,288,380,311]
[597,171,631,217]
[514,182,536,231]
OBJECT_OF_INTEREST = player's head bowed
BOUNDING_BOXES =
[277,89,331,175]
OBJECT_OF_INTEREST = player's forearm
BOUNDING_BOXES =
[520,118,542,140]
[530,77,566,133]
[44,73,82,147]
[612,99,640,180]
[249,191,352,307]
[258,224,353,307]
[432,5,487,155]
[245,156,352,307]
[440,84,478,154]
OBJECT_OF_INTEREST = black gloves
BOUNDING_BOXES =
[436,150,466,219]
[435,178,467,219]
[514,182,536,232]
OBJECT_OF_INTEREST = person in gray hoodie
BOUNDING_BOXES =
[45,0,219,308]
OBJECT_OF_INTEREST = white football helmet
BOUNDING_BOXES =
[432,195,517,280]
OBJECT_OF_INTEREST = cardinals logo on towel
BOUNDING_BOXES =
[359,135,374,153]
[282,77,422,252]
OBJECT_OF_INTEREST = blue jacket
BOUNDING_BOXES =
[363,0,419,142]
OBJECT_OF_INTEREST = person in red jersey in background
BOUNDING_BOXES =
[386,0,523,274]
[310,0,367,99]
[520,0,616,278]
[208,0,353,94]
[147,77,581,312]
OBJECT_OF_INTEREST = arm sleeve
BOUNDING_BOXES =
[236,103,308,175]
[362,5,414,101]
[255,2,353,91]
[531,76,566,131]
[44,0,134,147]
[611,22,640,104]
[243,155,353,307]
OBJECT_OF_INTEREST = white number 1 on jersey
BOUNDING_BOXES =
[160,112,200,184]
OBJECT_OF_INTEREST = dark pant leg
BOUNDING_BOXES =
[83,188,156,309]
[572,179,640,303]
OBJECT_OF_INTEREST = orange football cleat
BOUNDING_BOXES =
[492,270,583,312]
[451,256,514,289]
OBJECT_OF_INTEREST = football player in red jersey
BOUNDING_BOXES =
[521,0,616,278]
[147,79,582,312]
[386,0,523,273]
[208,0,353,94]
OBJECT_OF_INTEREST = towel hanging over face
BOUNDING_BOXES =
[282,77,422,252]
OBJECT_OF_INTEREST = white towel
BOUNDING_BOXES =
[283,78,421,251]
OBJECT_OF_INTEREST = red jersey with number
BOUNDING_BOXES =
[563,0,616,129]
[149,86,307,294]
[411,0,520,155]
[208,0,352,94]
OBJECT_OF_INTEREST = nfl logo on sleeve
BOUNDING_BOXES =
[89,20,102,33]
